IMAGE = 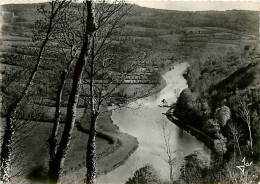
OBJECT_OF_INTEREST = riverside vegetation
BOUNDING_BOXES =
[167,28,260,184]
[0,1,259,183]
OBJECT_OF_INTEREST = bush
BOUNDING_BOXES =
[125,164,160,184]
[176,88,193,110]
[215,105,231,127]
[214,134,227,155]
[113,89,127,104]
[180,150,210,183]
[204,119,220,136]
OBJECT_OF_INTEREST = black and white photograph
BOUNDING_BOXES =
[0,0,259,183]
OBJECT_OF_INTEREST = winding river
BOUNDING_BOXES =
[97,63,210,184]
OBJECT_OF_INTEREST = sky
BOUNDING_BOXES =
[0,0,259,11]
[132,1,260,11]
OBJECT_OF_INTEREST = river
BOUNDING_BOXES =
[97,63,210,184]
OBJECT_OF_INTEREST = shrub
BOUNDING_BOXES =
[125,164,160,184]
[113,89,127,104]
[180,150,210,183]
[204,119,220,136]
[215,105,231,127]
[214,134,227,155]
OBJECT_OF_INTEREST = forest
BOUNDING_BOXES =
[171,27,260,184]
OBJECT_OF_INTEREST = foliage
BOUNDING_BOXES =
[125,164,160,184]
[215,105,231,127]
[175,88,204,126]
[214,133,227,155]
[130,7,258,34]
[210,63,256,94]
[174,48,259,158]
[113,89,128,104]
[179,150,210,183]
[203,119,220,136]
[199,99,211,117]
[176,88,193,110]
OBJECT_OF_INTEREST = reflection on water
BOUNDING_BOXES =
[97,63,210,184]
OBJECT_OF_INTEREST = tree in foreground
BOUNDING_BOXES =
[38,0,150,183]
[46,0,97,182]
[0,0,70,182]
[75,1,152,183]
[1,1,152,183]
[36,1,80,180]
[154,119,183,183]
[234,98,253,154]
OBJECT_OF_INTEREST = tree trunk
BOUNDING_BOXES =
[0,108,16,182]
[0,24,51,183]
[0,1,69,181]
[48,70,67,174]
[169,164,174,183]
[0,29,49,182]
[48,1,96,182]
[84,2,97,183]
[247,116,253,154]
[48,42,89,182]
[235,135,242,156]
[0,126,14,183]
[85,114,98,184]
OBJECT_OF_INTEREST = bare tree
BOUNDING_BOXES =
[228,122,242,157]
[25,1,149,183]
[235,99,253,154]
[46,0,98,182]
[0,1,70,182]
[154,119,183,183]
[1,1,150,183]
[75,1,152,183]
[44,4,79,176]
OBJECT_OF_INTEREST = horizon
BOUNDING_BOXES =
[0,0,259,11]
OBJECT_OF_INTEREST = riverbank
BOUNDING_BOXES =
[60,110,139,183]
[9,62,190,183]
[10,64,173,183]
[166,108,214,149]
[93,64,177,179]
[7,107,139,183]
[96,62,211,184]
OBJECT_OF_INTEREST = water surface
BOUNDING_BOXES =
[98,63,210,184]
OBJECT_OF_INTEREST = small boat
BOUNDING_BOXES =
[158,105,171,107]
